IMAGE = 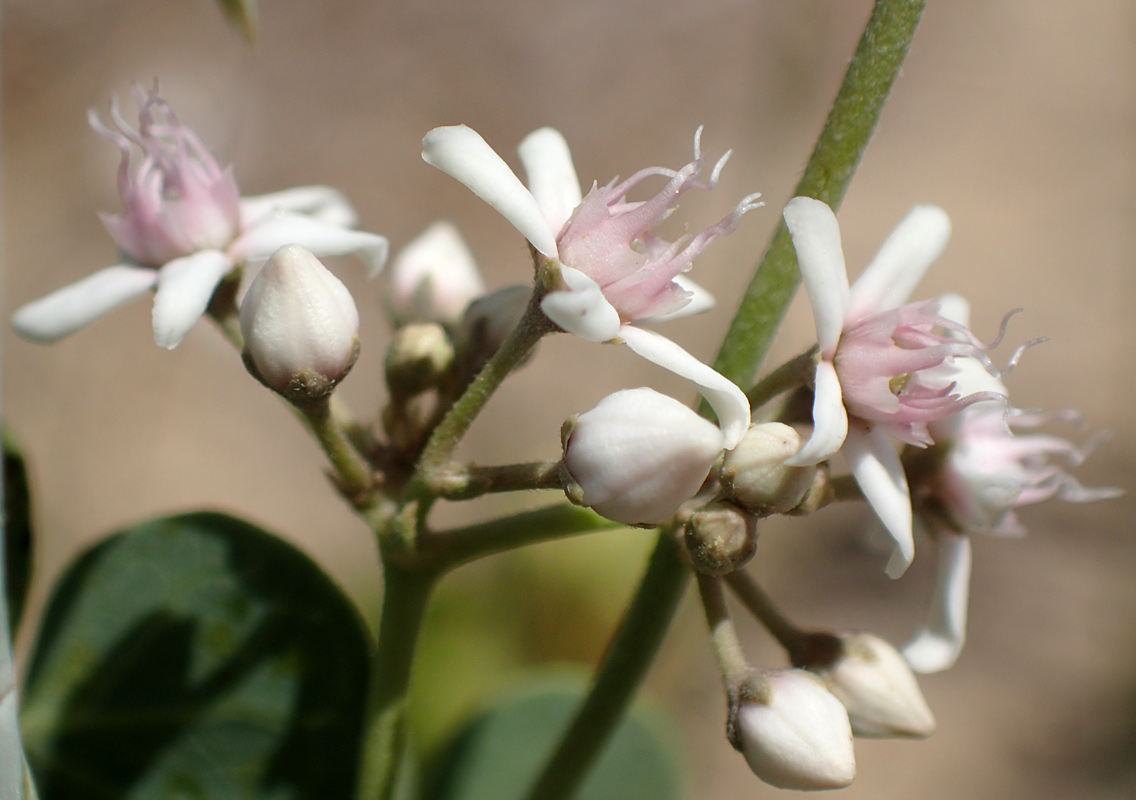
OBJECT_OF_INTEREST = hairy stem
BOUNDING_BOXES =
[428,460,563,501]
[725,571,808,656]
[747,347,819,411]
[710,0,927,391]
[698,574,751,686]
[300,396,375,506]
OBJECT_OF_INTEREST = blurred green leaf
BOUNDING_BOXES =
[213,0,258,44]
[427,679,681,800]
[20,512,371,799]
[2,428,33,635]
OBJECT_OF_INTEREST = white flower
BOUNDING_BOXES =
[239,244,359,400]
[11,88,388,349]
[782,197,1001,578]
[387,221,486,326]
[421,124,753,448]
[561,388,726,525]
[734,669,856,790]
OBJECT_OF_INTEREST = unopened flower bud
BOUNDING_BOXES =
[240,244,359,403]
[815,633,935,739]
[684,501,757,575]
[388,221,485,326]
[384,323,455,399]
[458,285,531,360]
[720,423,816,515]
[732,669,856,791]
[561,388,724,526]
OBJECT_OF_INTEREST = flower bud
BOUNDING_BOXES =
[384,323,455,399]
[813,633,935,739]
[561,388,724,526]
[720,423,816,515]
[388,221,485,326]
[683,501,758,575]
[457,284,531,359]
[240,244,359,402]
[733,669,856,791]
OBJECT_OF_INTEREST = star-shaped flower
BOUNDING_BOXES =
[782,197,1002,577]
[421,124,755,447]
[11,87,389,349]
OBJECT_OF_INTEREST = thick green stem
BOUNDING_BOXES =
[522,532,689,800]
[421,504,622,571]
[355,563,437,800]
[710,0,927,391]
[429,460,562,501]
[747,347,818,411]
[416,291,555,477]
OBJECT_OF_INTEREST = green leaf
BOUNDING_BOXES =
[20,512,371,800]
[213,0,258,44]
[427,679,681,800]
[3,429,33,635]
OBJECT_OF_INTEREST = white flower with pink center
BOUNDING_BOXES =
[12,87,389,349]
[782,197,1002,578]
[902,295,1122,673]
[421,124,756,447]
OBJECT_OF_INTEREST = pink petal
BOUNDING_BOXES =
[11,265,159,342]
[422,125,558,259]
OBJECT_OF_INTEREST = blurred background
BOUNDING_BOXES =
[3,0,1135,797]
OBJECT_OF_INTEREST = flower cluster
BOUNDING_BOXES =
[11,86,388,349]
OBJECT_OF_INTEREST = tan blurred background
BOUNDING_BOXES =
[3,0,1135,797]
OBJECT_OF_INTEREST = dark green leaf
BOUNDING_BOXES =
[3,428,33,635]
[20,512,371,800]
[428,679,681,800]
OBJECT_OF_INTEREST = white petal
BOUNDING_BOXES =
[10,265,158,342]
[783,197,850,355]
[239,185,358,228]
[618,325,751,449]
[422,125,559,258]
[517,127,583,235]
[232,212,390,278]
[636,275,715,324]
[540,265,621,342]
[849,205,950,314]
[785,360,848,466]
[152,250,234,349]
[934,292,971,327]
[902,533,972,673]
[844,425,914,578]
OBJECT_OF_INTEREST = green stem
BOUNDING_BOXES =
[355,563,437,800]
[522,531,689,800]
[416,291,555,477]
[421,504,622,571]
[300,396,375,506]
[429,460,562,501]
[746,347,818,411]
[724,571,807,656]
[697,574,751,686]
[710,0,927,391]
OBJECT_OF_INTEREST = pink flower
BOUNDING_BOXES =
[12,87,389,349]
[902,295,1122,672]
[421,124,755,447]
[782,197,1003,578]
